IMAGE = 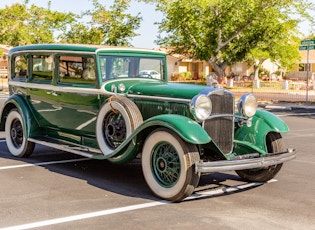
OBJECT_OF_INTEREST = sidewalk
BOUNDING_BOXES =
[0,78,8,91]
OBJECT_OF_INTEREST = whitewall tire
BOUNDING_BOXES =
[141,128,200,201]
[96,96,143,156]
[5,109,35,157]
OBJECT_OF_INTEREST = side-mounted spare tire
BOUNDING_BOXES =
[96,96,143,156]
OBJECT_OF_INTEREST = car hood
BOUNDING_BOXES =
[103,79,209,100]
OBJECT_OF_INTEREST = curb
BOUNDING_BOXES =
[262,104,315,110]
[264,105,292,110]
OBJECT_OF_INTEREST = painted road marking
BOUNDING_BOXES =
[0,201,169,230]
[0,158,91,170]
[0,180,276,230]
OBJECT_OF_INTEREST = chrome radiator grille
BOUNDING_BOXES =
[203,92,234,154]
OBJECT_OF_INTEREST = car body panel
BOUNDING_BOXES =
[1,44,295,171]
[234,110,289,155]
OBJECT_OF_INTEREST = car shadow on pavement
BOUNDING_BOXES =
[0,140,264,202]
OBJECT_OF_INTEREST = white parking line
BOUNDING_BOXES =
[0,158,91,170]
[0,180,276,230]
[0,201,169,230]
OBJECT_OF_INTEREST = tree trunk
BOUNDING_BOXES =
[208,59,225,83]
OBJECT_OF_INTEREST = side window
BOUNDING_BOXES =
[58,55,96,86]
[31,54,53,82]
[12,55,28,80]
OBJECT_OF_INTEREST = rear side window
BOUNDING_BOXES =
[57,55,96,87]
[12,55,28,80]
[31,54,53,82]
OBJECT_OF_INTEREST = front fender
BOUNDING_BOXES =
[142,114,211,144]
[0,94,39,138]
[106,114,211,164]
[234,110,289,154]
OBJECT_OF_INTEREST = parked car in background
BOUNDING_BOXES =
[139,70,161,79]
[0,44,296,201]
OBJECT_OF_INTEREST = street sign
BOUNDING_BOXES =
[299,39,315,103]
[299,45,315,50]
[301,39,315,45]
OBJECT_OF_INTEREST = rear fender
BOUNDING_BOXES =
[0,95,40,138]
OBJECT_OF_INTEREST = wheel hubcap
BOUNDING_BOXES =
[103,112,126,149]
[152,142,180,187]
[10,118,23,148]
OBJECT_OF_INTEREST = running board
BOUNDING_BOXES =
[28,137,105,160]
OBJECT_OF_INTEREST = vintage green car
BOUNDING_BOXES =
[0,44,295,201]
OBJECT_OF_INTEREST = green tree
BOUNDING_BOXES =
[0,1,74,46]
[246,20,301,80]
[148,0,315,80]
[60,0,142,46]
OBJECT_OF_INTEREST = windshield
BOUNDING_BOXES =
[99,56,164,81]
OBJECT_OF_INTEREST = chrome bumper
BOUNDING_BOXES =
[195,148,296,173]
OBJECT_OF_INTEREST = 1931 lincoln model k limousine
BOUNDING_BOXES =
[0,44,296,201]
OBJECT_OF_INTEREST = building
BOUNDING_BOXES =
[288,48,315,81]
[0,44,12,78]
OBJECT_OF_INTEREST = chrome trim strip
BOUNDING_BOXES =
[28,138,102,158]
[9,81,105,95]
[9,80,191,103]
[195,149,296,173]
[128,94,191,103]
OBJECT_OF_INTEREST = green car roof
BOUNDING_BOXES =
[9,44,166,56]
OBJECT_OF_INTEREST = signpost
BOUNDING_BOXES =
[299,39,315,103]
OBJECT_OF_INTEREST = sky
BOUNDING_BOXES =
[0,0,163,48]
[0,0,313,48]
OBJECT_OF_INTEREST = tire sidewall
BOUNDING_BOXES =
[96,100,132,156]
[142,130,189,200]
[5,110,27,157]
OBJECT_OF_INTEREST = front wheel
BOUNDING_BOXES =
[5,109,35,157]
[141,128,200,201]
[236,132,285,182]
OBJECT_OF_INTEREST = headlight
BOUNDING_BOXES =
[190,95,212,121]
[238,93,257,117]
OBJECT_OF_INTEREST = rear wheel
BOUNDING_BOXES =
[236,132,285,182]
[141,128,200,201]
[5,109,35,157]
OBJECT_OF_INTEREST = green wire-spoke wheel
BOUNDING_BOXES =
[142,128,200,201]
[152,142,181,187]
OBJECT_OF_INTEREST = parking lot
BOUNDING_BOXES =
[0,99,315,229]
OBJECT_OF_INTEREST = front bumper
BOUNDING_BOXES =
[195,148,296,173]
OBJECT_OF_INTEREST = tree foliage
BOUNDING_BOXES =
[59,0,142,46]
[0,1,74,46]
[0,0,141,47]
[151,0,315,78]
